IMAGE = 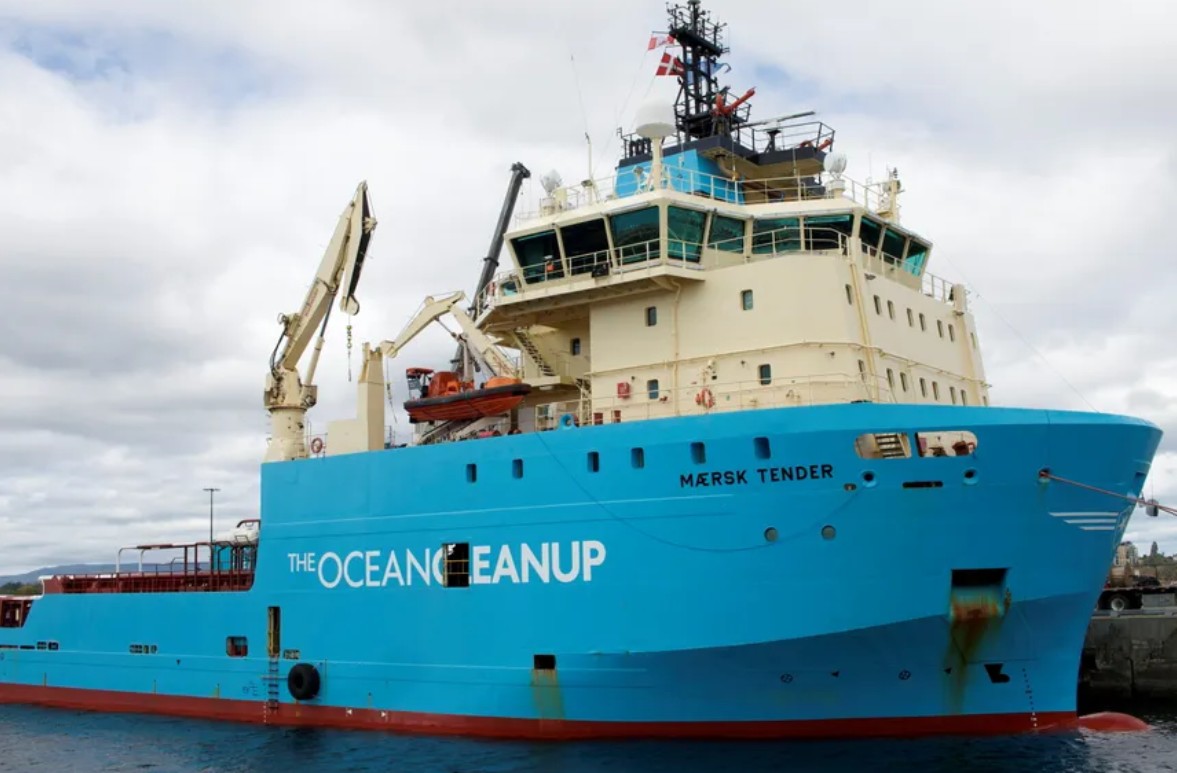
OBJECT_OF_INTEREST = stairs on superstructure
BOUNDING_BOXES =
[874,433,908,459]
[513,328,555,377]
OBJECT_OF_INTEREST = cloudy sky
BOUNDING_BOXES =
[0,0,1175,573]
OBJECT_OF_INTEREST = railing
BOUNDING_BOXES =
[620,119,836,163]
[516,165,885,221]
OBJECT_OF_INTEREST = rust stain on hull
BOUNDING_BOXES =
[530,669,565,721]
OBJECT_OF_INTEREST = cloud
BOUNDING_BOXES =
[0,0,1175,573]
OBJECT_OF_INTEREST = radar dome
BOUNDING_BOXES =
[540,170,563,194]
[823,152,848,176]
[634,100,676,140]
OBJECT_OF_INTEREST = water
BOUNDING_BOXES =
[1,705,1176,772]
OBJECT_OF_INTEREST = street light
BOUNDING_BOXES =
[203,487,220,548]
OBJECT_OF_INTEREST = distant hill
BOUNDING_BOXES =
[0,563,172,585]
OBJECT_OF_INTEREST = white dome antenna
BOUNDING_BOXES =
[824,152,848,177]
[634,99,676,140]
[540,170,563,194]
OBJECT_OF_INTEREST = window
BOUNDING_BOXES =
[937,320,944,338]
[609,207,660,264]
[932,381,940,401]
[859,217,883,251]
[226,637,248,657]
[907,308,914,327]
[512,230,562,283]
[592,412,604,426]
[845,284,853,305]
[587,451,600,472]
[442,543,470,588]
[920,377,927,397]
[758,364,772,385]
[691,442,706,464]
[948,324,955,342]
[645,306,657,326]
[961,389,969,406]
[466,463,477,483]
[646,379,659,399]
[900,372,909,392]
[741,289,754,310]
[881,226,907,264]
[858,359,867,381]
[707,214,746,252]
[631,448,645,468]
[803,214,854,251]
[752,217,801,254]
[512,459,524,479]
[873,295,882,315]
[570,337,581,355]
[534,654,557,671]
[612,409,621,423]
[919,312,926,331]
[562,218,610,275]
[887,300,895,320]
[905,240,930,274]
[950,386,957,404]
[754,437,771,459]
[668,206,707,262]
[886,368,895,389]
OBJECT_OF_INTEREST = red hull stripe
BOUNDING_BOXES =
[0,684,1078,740]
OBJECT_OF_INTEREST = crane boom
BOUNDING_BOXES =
[376,291,515,379]
[264,181,378,463]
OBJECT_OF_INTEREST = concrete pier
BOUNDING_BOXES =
[1079,610,1177,702]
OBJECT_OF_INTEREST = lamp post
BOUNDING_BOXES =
[203,487,220,548]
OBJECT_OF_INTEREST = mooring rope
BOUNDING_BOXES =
[1038,469,1177,517]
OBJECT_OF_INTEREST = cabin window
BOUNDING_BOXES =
[570,337,581,355]
[667,206,706,262]
[948,324,956,342]
[561,219,611,275]
[466,463,477,483]
[609,206,660,264]
[933,382,941,401]
[845,284,853,305]
[905,240,930,274]
[886,369,895,390]
[754,436,771,459]
[937,320,944,338]
[873,295,882,315]
[691,442,706,464]
[708,214,746,252]
[961,389,969,406]
[907,308,914,327]
[612,409,621,423]
[226,637,248,657]
[900,372,909,392]
[919,378,928,397]
[950,386,957,404]
[887,300,895,320]
[758,364,772,385]
[741,289,754,310]
[647,379,659,399]
[919,312,926,331]
[645,306,657,326]
[512,459,524,479]
[442,543,470,588]
[631,448,645,468]
[752,217,801,254]
[858,359,867,381]
[881,226,907,264]
[859,217,883,252]
[587,451,600,472]
[512,231,562,283]
[803,214,854,251]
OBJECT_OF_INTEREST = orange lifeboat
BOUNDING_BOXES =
[403,368,531,423]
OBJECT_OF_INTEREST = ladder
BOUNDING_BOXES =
[874,433,908,459]
[513,328,555,377]
[264,657,281,715]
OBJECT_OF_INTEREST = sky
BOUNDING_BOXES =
[0,0,1176,573]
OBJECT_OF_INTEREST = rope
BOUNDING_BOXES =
[1038,469,1175,517]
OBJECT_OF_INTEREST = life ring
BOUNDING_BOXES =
[695,388,715,409]
[287,662,321,701]
[310,437,324,455]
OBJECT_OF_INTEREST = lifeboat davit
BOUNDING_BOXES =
[403,368,531,423]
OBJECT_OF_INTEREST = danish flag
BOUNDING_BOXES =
[656,52,684,77]
[647,32,676,50]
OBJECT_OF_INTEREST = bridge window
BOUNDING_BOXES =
[561,219,611,275]
[668,206,706,262]
[708,214,746,252]
[610,206,660,264]
[803,214,853,251]
[741,290,753,310]
[881,226,907,265]
[752,217,801,254]
[859,217,883,252]
[905,240,930,274]
[512,231,561,283]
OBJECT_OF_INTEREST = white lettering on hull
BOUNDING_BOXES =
[290,541,607,589]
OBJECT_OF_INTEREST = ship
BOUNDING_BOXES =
[0,0,1164,740]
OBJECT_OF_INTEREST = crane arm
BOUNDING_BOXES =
[375,290,516,378]
[376,291,466,361]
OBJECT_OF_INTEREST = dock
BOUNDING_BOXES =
[1080,605,1177,703]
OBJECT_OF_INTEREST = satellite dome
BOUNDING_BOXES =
[634,100,676,140]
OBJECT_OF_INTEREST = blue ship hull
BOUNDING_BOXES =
[0,403,1161,738]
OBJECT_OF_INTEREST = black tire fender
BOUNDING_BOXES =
[287,662,321,701]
